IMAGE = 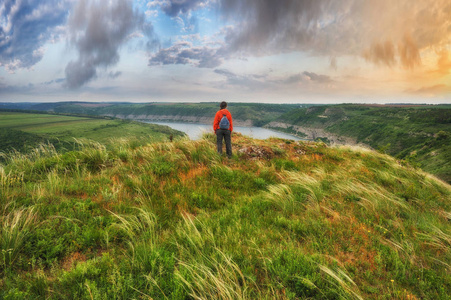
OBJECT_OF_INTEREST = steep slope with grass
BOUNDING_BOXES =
[1,135,450,299]
[271,104,451,182]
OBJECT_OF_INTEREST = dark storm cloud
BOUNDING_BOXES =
[154,0,451,71]
[149,42,222,68]
[219,0,330,54]
[0,0,70,71]
[65,0,145,89]
[219,0,450,69]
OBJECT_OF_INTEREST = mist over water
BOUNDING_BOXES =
[146,122,302,141]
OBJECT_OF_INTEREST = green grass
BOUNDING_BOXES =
[0,112,185,154]
[275,105,451,182]
[0,133,450,299]
[23,102,449,182]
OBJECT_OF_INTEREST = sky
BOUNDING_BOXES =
[0,0,450,104]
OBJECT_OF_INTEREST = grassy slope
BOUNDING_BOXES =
[38,103,450,182]
[1,134,450,299]
[0,112,185,153]
[276,105,451,182]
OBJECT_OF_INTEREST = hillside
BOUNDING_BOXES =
[3,102,449,183]
[270,104,451,182]
[0,111,185,154]
[0,102,302,127]
[1,134,450,299]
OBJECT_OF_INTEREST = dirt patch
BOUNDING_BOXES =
[62,252,87,271]
[238,145,275,160]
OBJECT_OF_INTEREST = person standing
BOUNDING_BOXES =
[213,101,233,158]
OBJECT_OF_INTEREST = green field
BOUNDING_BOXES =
[0,112,185,153]
[1,134,450,299]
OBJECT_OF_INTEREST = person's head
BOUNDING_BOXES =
[220,101,227,109]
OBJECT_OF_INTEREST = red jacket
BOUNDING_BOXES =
[213,109,233,132]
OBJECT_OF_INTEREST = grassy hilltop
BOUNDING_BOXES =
[1,133,450,299]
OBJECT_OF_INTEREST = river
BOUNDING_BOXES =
[145,121,302,141]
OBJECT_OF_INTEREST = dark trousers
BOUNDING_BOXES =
[216,129,232,157]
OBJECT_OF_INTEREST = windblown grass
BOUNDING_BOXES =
[0,134,450,299]
[1,204,37,270]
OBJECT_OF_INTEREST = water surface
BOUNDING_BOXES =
[146,122,302,141]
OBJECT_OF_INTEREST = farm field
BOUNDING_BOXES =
[0,111,185,153]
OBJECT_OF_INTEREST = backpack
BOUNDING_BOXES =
[219,114,230,129]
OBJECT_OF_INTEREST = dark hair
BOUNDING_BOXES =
[220,101,227,109]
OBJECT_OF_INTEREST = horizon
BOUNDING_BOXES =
[1,0,451,104]
[1,100,451,107]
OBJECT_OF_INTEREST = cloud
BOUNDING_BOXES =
[330,57,338,70]
[214,68,235,78]
[149,41,222,68]
[362,35,421,70]
[0,0,70,71]
[302,72,333,83]
[147,0,450,72]
[65,0,145,89]
[218,0,450,69]
[282,74,304,85]
[406,84,451,96]
[42,78,65,85]
[282,72,333,84]
[363,40,396,67]
[214,68,269,90]
[141,21,160,52]
[398,35,421,69]
[214,68,333,91]
[0,82,34,94]
[108,71,122,79]
[434,50,451,75]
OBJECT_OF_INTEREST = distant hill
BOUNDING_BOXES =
[269,104,451,182]
[1,134,450,299]
[0,102,306,126]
